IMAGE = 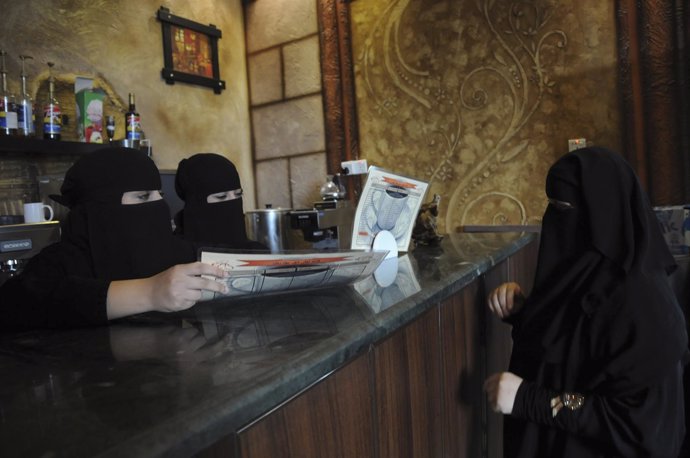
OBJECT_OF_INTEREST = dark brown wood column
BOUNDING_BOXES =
[616,0,690,205]
[316,0,361,198]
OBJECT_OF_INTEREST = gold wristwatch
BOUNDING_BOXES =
[550,392,585,418]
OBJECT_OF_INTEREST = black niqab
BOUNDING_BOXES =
[174,153,249,247]
[53,147,194,280]
[506,147,688,456]
[514,147,686,389]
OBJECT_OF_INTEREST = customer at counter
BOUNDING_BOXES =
[0,147,228,330]
[483,147,688,457]
[173,153,265,250]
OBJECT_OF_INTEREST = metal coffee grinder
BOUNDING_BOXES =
[289,174,355,250]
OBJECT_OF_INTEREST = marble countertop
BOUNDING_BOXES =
[0,232,536,458]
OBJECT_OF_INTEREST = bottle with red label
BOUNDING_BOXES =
[125,92,141,141]
[0,50,19,136]
[43,62,61,140]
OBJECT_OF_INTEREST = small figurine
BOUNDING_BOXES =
[412,194,444,245]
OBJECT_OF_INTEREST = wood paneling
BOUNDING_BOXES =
[218,242,538,458]
[373,307,443,458]
[440,280,483,458]
[615,0,690,204]
[237,353,374,458]
[482,240,538,458]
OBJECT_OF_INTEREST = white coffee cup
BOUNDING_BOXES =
[23,202,54,223]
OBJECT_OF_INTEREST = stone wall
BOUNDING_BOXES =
[245,0,327,210]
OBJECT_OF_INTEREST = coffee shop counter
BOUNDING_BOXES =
[0,232,538,458]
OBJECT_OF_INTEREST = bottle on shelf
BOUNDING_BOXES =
[17,55,35,137]
[43,61,61,140]
[0,50,19,136]
[125,92,141,142]
[106,115,115,143]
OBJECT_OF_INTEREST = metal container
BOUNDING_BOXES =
[245,207,297,252]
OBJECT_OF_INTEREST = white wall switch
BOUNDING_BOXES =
[568,138,587,152]
[341,159,368,175]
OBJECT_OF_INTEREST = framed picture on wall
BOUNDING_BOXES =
[157,6,226,94]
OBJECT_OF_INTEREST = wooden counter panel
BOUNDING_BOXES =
[237,353,374,458]
[372,306,443,458]
[440,280,483,458]
[214,240,538,458]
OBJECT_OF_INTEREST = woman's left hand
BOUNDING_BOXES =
[484,372,523,415]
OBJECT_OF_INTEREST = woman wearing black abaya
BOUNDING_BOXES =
[174,153,265,250]
[0,147,228,330]
[484,147,688,457]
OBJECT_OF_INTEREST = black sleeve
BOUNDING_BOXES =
[0,243,110,330]
[512,364,686,456]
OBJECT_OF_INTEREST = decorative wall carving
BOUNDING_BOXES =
[350,0,621,232]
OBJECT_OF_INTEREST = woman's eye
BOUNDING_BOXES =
[137,192,151,201]
[213,193,228,200]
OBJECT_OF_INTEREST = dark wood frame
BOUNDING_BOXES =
[615,0,690,204]
[317,0,361,199]
[157,6,226,94]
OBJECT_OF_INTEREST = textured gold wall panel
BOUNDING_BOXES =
[351,0,622,233]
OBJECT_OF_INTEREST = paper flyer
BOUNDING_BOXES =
[350,167,429,251]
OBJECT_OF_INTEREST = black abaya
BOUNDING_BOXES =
[505,147,688,457]
[0,147,196,330]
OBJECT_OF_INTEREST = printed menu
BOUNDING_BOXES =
[350,166,429,252]
[199,249,388,300]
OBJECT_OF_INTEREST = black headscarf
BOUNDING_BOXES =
[174,153,250,247]
[512,147,687,394]
[53,147,195,281]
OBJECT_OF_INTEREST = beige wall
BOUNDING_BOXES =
[350,0,622,234]
[0,0,256,208]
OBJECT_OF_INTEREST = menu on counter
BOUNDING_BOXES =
[351,167,429,252]
[199,249,388,301]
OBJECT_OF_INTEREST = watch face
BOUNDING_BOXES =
[563,393,585,410]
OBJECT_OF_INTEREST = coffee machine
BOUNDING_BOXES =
[0,221,61,286]
[288,175,355,250]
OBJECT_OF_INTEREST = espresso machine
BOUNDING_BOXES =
[289,175,355,250]
[0,221,61,286]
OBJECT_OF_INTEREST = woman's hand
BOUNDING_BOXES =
[487,282,525,319]
[484,372,523,415]
[107,262,228,320]
[146,262,228,313]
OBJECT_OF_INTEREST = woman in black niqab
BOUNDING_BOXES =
[485,147,688,457]
[0,147,228,330]
[174,153,264,249]
[56,147,194,280]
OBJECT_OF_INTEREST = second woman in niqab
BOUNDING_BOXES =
[484,147,688,457]
[174,153,265,250]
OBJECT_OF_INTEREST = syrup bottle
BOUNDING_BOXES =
[125,93,141,141]
[0,50,18,136]
[17,55,35,137]
[43,62,61,140]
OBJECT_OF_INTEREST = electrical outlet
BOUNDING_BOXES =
[568,138,587,152]
[341,159,368,175]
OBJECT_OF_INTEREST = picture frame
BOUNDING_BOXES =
[157,6,226,94]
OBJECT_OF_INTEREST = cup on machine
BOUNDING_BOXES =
[23,202,54,223]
